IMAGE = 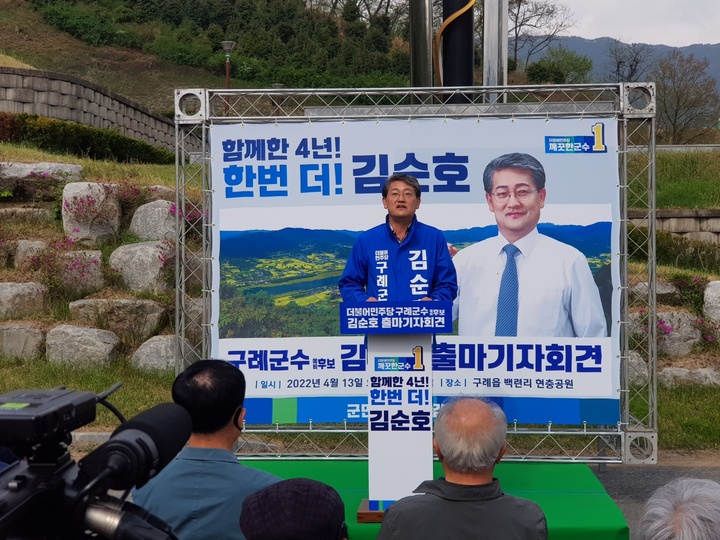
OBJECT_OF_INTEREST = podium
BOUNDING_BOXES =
[339,301,452,522]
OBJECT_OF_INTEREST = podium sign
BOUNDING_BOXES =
[366,333,434,507]
[340,302,446,513]
[339,302,452,334]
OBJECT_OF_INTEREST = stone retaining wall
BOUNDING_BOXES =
[629,209,720,244]
[0,68,176,151]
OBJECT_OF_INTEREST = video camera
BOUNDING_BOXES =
[0,386,192,539]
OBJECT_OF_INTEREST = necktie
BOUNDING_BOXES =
[495,244,521,337]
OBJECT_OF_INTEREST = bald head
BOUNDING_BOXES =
[434,397,507,474]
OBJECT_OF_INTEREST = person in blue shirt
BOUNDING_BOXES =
[339,174,457,303]
[132,360,280,540]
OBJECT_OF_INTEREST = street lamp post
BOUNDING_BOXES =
[221,41,236,88]
[220,40,236,114]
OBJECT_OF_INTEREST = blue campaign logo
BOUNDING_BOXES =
[545,122,607,154]
[374,346,426,372]
[374,356,414,371]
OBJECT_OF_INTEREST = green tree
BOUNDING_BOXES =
[526,45,592,84]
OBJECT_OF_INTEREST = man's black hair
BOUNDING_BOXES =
[482,153,546,193]
[171,359,246,434]
[382,174,422,198]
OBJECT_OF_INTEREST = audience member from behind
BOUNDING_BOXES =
[376,396,547,540]
[639,477,720,540]
[132,359,281,540]
[240,478,348,540]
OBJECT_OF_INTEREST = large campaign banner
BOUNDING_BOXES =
[210,117,621,426]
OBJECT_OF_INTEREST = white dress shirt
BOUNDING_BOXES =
[452,228,607,337]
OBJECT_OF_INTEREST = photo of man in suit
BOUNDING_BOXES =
[452,152,607,337]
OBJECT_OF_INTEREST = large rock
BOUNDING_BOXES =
[131,335,194,371]
[148,185,175,202]
[0,321,45,359]
[658,367,692,388]
[0,282,47,319]
[62,182,121,245]
[129,200,176,241]
[46,324,119,365]
[69,298,167,342]
[631,281,681,305]
[656,311,702,357]
[109,241,174,293]
[704,281,720,323]
[0,162,82,201]
[14,240,48,271]
[689,368,720,386]
[0,207,54,223]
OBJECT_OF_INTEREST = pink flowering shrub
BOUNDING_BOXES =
[30,237,101,299]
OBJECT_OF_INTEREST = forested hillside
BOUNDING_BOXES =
[23,0,409,92]
[0,1,411,114]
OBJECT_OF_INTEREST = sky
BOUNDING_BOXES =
[560,0,720,47]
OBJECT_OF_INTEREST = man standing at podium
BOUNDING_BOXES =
[339,173,457,302]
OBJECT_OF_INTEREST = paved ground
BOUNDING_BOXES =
[591,451,720,539]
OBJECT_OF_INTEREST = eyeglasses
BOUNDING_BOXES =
[387,190,417,199]
[491,188,536,203]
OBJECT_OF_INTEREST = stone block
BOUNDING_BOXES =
[0,101,18,113]
[6,88,34,103]
[683,231,718,244]
[109,241,174,294]
[61,94,78,109]
[656,311,701,357]
[0,74,22,88]
[46,324,119,365]
[704,281,720,323]
[0,282,47,319]
[62,182,122,245]
[49,80,72,94]
[700,218,720,232]
[0,321,45,359]
[69,298,167,342]
[33,103,49,117]
[27,76,49,91]
[50,105,70,121]
[131,335,194,371]
[44,92,63,106]
[14,240,48,271]
[663,217,699,233]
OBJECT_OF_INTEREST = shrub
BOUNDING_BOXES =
[691,317,720,352]
[39,2,119,47]
[629,225,720,272]
[30,237,100,300]
[142,22,213,67]
[0,114,173,164]
[0,113,20,142]
[668,274,708,315]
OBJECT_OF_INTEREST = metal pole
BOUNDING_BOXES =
[483,0,508,100]
[442,0,474,104]
[220,41,236,114]
[409,0,434,88]
[225,53,231,89]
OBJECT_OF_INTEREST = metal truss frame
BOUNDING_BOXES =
[174,83,657,464]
